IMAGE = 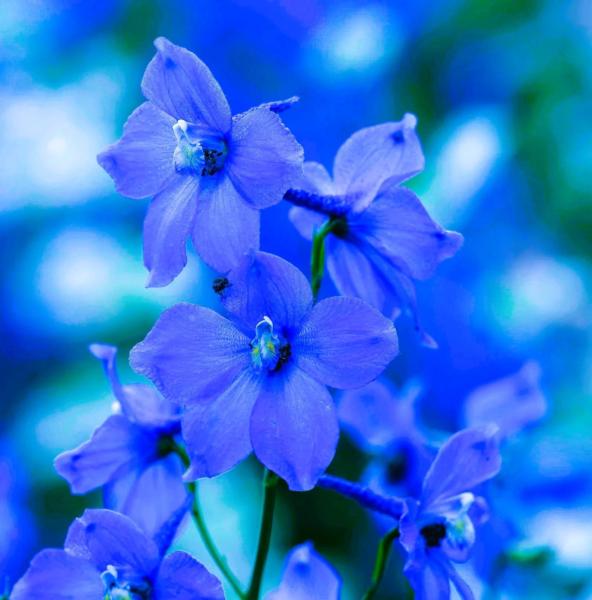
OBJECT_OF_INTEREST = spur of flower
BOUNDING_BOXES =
[98,37,303,286]
[10,508,223,600]
[54,344,188,539]
[130,251,399,491]
[286,114,463,346]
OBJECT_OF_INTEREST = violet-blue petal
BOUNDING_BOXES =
[130,303,251,404]
[250,367,338,491]
[54,415,143,494]
[143,173,198,288]
[221,251,313,332]
[288,206,327,241]
[141,37,231,133]
[226,106,303,209]
[152,495,192,557]
[403,553,450,600]
[301,161,335,195]
[440,558,475,600]
[256,95,299,114]
[191,175,260,273]
[332,114,424,209]
[97,102,176,199]
[10,549,101,600]
[182,369,260,480]
[421,427,501,512]
[293,296,398,390]
[154,551,224,600]
[266,542,341,600]
[464,362,546,439]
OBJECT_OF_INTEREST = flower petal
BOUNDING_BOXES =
[154,551,224,600]
[10,549,101,600]
[130,303,251,404]
[250,367,338,491]
[182,369,260,480]
[288,206,327,241]
[256,95,299,114]
[141,37,231,133]
[191,175,260,273]
[97,102,176,199]
[293,296,398,389]
[226,106,303,209]
[404,553,451,600]
[220,251,313,332]
[267,542,341,600]
[301,161,335,195]
[333,114,424,209]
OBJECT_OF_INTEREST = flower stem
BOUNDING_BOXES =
[246,469,279,600]
[311,218,342,301]
[174,443,246,599]
[362,528,400,600]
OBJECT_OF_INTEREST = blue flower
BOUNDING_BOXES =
[130,251,399,491]
[267,542,341,600]
[54,344,188,539]
[286,114,462,346]
[98,37,303,286]
[399,427,501,600]
[10,509,223,600]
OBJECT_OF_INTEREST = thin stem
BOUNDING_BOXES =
[246,470,279,600]
[362,528,400,600]
[311,218,343,300]
[174,443,246,599]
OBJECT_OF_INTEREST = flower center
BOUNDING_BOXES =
[420,522,447,548]
[173,119,227,176]
[250,317,291,372]
[101,565,151,600]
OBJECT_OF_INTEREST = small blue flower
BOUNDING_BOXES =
[266,542,341,600]
[10,509,223,600]
[130,251,399,491]
[399,427,501,599]
[98,37,303,286]
[54,345,188,539]
[286,114,463,346]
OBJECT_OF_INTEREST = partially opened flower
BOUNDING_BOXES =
[11,509,223,600]
[130,251,398,491]
[98,37,303,286]
[286,114,462,346]
[399,427,501,599]
[267,542,341,600]
[54,345,187,539]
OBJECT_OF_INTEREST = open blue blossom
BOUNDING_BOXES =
[286,114,463,346]
[130,251,399,491]
[98,37,303,286]
[54,344,188,539]
[11,508,223,600]
[399,427,501,599]
[267,542,341,600]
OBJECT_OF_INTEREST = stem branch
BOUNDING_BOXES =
[362,528,400,600]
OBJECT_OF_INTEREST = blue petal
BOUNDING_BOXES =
[288,206,326,241]
[143,174,199,288]
[293,296,398,389]
[97,102,176,199]
[10,549,101,600]
[441,558,474,600]
[130,303,251,404]
[141,37,231,133]
[54,415,146,494]
[403,553,451,600]
[267,542,341,600]
[226,106,303,209]
[332,114,424,210]
[256,95,300,114]
[464,362,546,439]
[191,175,260,273]
[221,251,313,332]
[421,427,501,512]
[301,161,335,195]
[152,494,193,557]
[250,366,338,491]
[154,551,224,600]
[182,369,260,480]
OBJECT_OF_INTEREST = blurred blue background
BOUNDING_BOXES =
[1,0,592,597]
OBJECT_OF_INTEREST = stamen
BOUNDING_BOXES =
[173,119,227,176]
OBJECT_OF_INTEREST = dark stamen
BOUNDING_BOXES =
[212,277,230,295]
[420,523,447,548]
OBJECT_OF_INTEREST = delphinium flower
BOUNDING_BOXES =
[54,344,188,539]
[130,251,399,491]
[399,426,501,599]
[266,542,341,600]
[285,114,463,346]
[10,508,223,600]
[98,37,303,286]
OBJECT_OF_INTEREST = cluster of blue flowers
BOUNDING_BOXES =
[11,38,547,600]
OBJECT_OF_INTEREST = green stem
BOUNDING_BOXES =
[311,218,341,301]
[362,528,400,600]
[174,443,246,599]
[246,470,279,600]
